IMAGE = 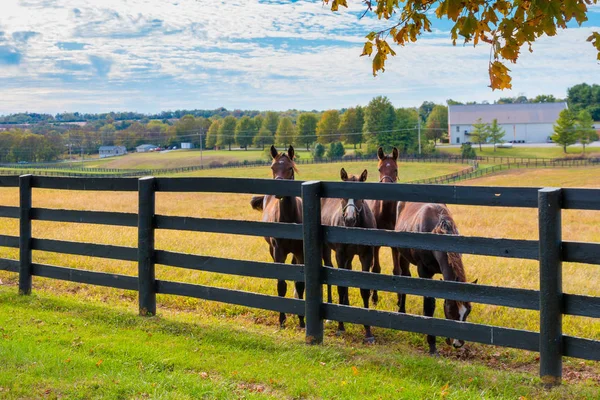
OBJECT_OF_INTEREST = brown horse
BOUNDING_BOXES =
[395,202,474,355]
[250,145,305,328]
[365,147,400,305]
[321,168,377,343]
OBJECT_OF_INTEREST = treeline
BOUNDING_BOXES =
[0,130,64,163]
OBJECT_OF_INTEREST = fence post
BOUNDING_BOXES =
[138,176,156,316]
[19,174,32,295]
[538,187,562,387]
[302,180,323,345]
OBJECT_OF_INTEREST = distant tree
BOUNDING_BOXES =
[551,109,577,153]
[205,120,220,149]
[261,112,280,136]
[393,108,419,153]
[326,141,345,159]
[531,94,557,103]
[235,116,256,150]
[487,119,506,152]
[460,143,477,159]
[425,105,448,146]
[295,113,318,150]
[363,96,396,151]
[312,142,325,160]
[275,117,296,147]
[418,101,436,122]
[497,97,514,104]
[217,116,237,150]
[316,110,341,144]
[339,107,364,148]
[470,118,490,151]
[575,110,598,154]
[568,83,600,120]
[99,124,115,146]
[252,115,265,132]
[253,126,274,149]
[446,99,463,106]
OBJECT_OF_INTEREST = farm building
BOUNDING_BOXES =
[136,144,157,153]
[181,142,193,149]
[98,146,127,158]
[448,102,568,144]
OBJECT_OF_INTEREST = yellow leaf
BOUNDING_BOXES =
[96,359,103,367]
[361,42,373,57]
[352,366,359,375]
[440,382,450,397]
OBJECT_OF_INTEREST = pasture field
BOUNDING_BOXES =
[438,145,600,159]
[0,164,599,397]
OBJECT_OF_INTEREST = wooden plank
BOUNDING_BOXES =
[138,177,156,316]
[155,215,302,240]
[0,234,19,248]
[155,177,302,197]
[31,176,138,191]
[31,263,138,290]
[563,294,600,318]
[324,227,539,260]
[323,303,539,351]
[0,176,19,187]
[562,242,600,265]
[324,267,539,310]
[562,188,600,210]
[320,182,539,207]
[156,280,304,315]
[0,258,18,272]
[20,175,32,295]
[31,238,137,261]
[31,208,138,227]
[563,336,600,361]
[155,250,304,282]
[0,206,19,219]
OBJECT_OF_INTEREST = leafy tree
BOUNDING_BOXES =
[252,115,265,131]
[275,117,296,147]
[235,116,256,150]
[551,109,577,153]
[425,105,448,146]
[575,110,599,154]
[261,112,280,137]
[460,143,476,159]
[295,113,318,150]
[205,120,219,149]
[339,107,364,148]
[326,141,345,159]
[446,99,463,105]
[325,1,599,89]
[487,119,506,152]
[363,96,396,151]
[568,83,600,120]
[253,126,274,149]
[531,94,558,103]
[393,108,419,153]
[312,142,325,160]
[217,116,237,150]
[316,110,341,144]
[418,101,436,122]
[470,118,490,151]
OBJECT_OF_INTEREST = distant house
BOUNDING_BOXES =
[136,144,157,153]
[99,146,127,159]
[181,142,193,149]
[448,102,568,144]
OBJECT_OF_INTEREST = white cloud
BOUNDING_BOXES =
[0,0,598,113]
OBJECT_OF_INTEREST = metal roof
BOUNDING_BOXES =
[99,146,126,151]
[448,102,568,125]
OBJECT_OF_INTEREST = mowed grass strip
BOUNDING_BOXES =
[1,286,598,400]
[0,164,599,381]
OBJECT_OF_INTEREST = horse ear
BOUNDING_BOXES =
[392,147,399,161]
[377,147,385,160]
[471,279,478,284]
[340,168,348,181]
[360,169,368,182]
[270,145,278,159]
[288,145,294,160]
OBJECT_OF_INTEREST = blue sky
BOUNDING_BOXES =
[0,0,599,114]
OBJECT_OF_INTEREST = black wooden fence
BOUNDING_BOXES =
[0,175,599,386]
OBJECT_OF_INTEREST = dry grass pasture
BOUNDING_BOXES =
[0,163,599,377]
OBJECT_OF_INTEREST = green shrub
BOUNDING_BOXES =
[312,143,325,160]
[460,143,477,159]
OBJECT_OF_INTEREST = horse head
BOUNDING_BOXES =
[377,146,399,183]
[444,278,477,348]
[270,145,298,181]
[340,168,368,227]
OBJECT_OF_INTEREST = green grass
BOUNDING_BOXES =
[1,286,597,399]
[437,145,600,159]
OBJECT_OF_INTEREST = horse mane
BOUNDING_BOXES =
[273,153,299,175]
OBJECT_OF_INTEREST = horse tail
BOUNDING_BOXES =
[250,195,265,211]
[432,214,466,282]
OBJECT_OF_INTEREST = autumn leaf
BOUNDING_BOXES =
[440,382,450,397]
[96,359,103,367]
[352,366,359,375]
[361,42,373,57]
[489,61,512,90]
[587,32,600,60]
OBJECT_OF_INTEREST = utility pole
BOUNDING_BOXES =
[198,130,203,168]
[418,118,422,155]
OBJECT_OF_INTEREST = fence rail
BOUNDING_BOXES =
[0,174,599,385]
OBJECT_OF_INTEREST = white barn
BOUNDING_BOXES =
[99,146,127,158]
[448,102,568,145]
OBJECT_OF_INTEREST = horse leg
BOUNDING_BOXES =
[395,254,411,313]
[371,246,381,305]
[419,268,437,355]
[360,250,375,343]
[334,249,349,334]
[292,255,306,329]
